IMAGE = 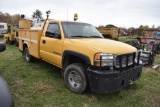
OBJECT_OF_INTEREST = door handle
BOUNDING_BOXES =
[42,40,46,44]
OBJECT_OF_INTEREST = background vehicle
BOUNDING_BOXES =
[96,26,119,40]
[4,24,19,46]
[124,40,155,66]
[153,31,160,39]
[0,23,7,37]
[18,11,142,94]
[31,21,44,30]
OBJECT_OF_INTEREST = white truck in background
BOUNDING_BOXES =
[31,21,44,30]
[0,23,7,37]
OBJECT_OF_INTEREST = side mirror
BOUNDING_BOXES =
[0,42,6,52]
[45,30,61,39]
[0,77,14,107]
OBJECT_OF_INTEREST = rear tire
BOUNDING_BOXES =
[64,63,87,94]
[24,47,33,62]
[14,39,19,47]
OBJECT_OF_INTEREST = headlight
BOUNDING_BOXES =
[94,53,114,67]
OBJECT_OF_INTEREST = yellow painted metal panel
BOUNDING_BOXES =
[19,20,31,29]
[29,30,42,58]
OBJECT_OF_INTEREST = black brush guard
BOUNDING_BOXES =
[87,52,142,94]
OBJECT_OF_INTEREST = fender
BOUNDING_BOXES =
[147,40,157,49]
[62,50,91,66]
[147,40,157,44]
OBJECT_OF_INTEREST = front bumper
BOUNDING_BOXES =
[87,65,142,94]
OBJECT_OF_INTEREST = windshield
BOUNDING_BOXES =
[62,22,104,38]
[13,25,19,30]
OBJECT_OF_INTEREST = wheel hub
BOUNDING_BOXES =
[68,71,81,89]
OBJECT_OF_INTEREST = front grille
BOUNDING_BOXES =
[114,52,136,68]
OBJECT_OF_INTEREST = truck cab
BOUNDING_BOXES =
[4,24,19,46]
[0,23,7,37]
[18,12,142,94]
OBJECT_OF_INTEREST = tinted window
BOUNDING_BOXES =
[47,23,60,34]
[46,23,61,39]
[0,25,4,28]
[157,32,160,38]
[153,32,157,37]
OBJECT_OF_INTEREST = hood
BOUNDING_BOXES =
[69,38,137,55]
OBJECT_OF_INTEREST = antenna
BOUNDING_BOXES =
[67,9,68,21]
[67,9,69,38]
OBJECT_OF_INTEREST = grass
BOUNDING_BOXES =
[0,37,160,107]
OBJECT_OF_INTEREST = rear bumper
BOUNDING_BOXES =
[0,31,6,35]
[87,65,142,93]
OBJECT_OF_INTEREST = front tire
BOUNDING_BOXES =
[24,47,33,62]
[7,38,12,45]
[64,63,87,94]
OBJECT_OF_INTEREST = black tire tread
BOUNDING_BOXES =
[64,63,87,94]
[24,47,33,62]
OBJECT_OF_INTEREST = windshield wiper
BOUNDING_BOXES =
[70,35,89,38]
[89,36,103,38]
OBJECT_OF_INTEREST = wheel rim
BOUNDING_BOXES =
[68,71,81,89]
[25,50,30,61]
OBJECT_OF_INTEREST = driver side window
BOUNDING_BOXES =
[46,23,60,38]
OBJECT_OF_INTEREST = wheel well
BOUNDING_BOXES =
[148,40,157,44]
[62,55,86,72]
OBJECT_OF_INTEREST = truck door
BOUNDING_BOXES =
[40,22,63,67]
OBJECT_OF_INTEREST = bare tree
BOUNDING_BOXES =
[5,13,12,24]
[0,12,21,25]
[144,25,149,30]
[12,14,21,25]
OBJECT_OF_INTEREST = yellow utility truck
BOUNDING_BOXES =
[18,11,142,94]
[4,24,19,46]
[97,26,119,40]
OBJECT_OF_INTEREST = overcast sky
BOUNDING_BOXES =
[0,0,159,28]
